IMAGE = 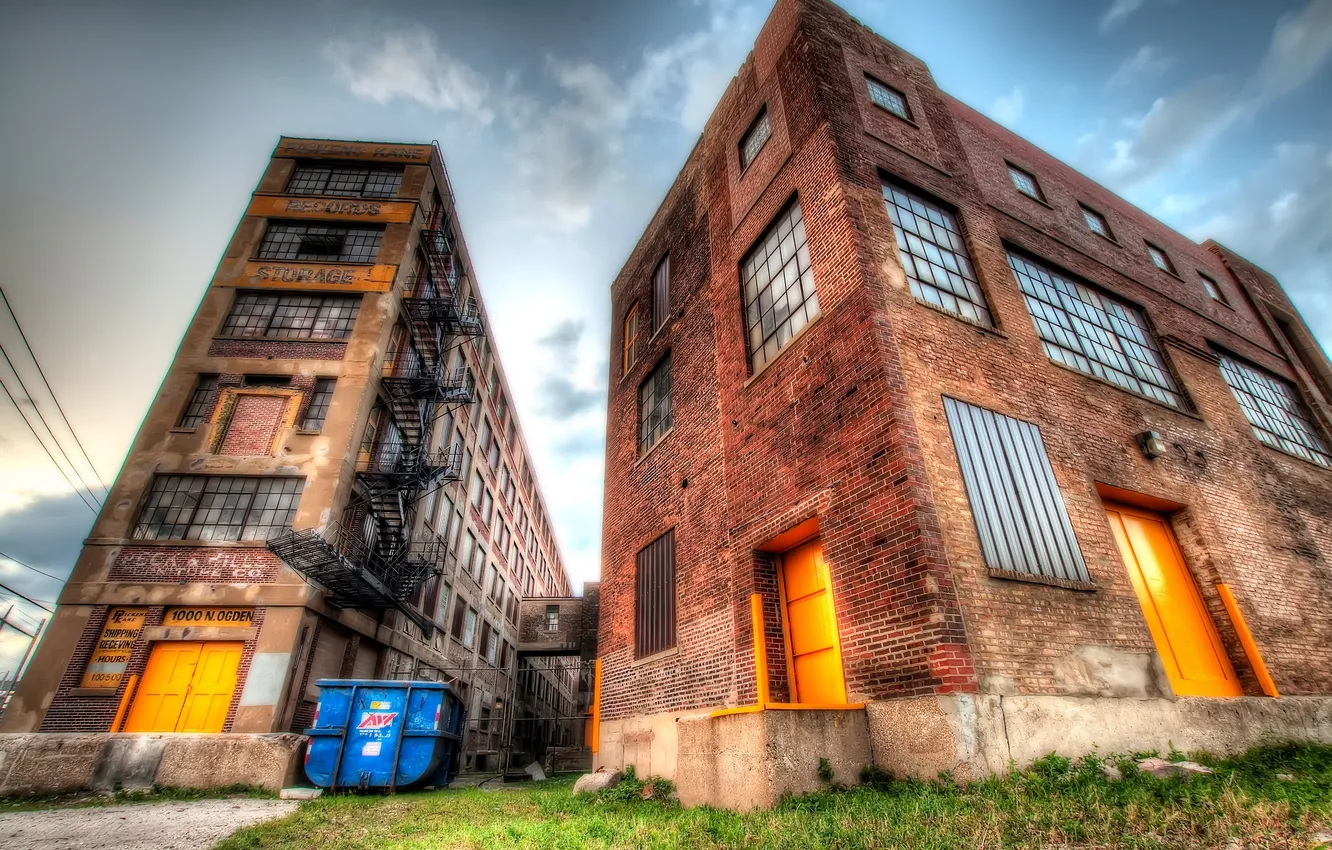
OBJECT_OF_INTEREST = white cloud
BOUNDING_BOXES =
[1253,0,1332,98]
[1100,0,1148,32]
[1106,45,1174,90]
[988,87,1025,128]
[324,31,495,125]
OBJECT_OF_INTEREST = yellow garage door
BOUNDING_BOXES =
[124,642,243,733]
[780,538,847,704]
[1104,503,1242,697]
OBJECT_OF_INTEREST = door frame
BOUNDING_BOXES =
[775,536,849,705]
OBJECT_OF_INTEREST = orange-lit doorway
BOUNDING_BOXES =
[124,642,243,732]
[1104,503,1242,697]
[778,538,847,704]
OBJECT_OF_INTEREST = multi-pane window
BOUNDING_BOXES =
[301,378,336,430]
[652,255,671,330]
[220,293,360,339]
[943,398,1091,585]
[1081,205,1112,239]
[286,163,403,198]
[1218,354,1331,468]
[462,608,478,648]
[638,355,673,454]
[1008,252,1184,408]
[882,181,992,326]
[133,475,305,542]
[256,222,383,263]
[866,76,910,120]
[739,108,771,169]
[623,304,640,374]
[544,605,560,632]
[635,529,677,658]
[742,200,819,371]
[1007,164,1043,200]
[1146,242,1176,275]
[178,375,219,428]
[1199,273,1229,305]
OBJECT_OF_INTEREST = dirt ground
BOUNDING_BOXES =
[0,798,298,850]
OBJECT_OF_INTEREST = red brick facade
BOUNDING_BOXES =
[598,0,1332,723]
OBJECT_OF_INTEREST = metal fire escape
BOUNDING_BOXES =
[269,220,485,634]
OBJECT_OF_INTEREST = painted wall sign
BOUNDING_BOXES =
[274,139,433,163]
[162,607,257,627]
[80,607,147,689]
[218,262,397,293]
[246,195,415,223]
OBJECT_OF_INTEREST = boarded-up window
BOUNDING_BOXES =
[635,529,677,658]
[943,397,1091,585]
[652,255,671,330]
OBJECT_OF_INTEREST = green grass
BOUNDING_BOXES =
[215,744,1332,849]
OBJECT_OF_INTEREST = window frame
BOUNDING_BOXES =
[865,75,911,121]
[285,162,403,199]
[738,107,771,171]
[178,374,220,429]
[255,221,384,264]
[1006,163,1044,202]
[1145,242,1177,276]
[218,292,361,341]
[300,378,336,431]
[132,474,305,542]
[638,353,673,456]
[1217,352,1332,468]
[1080,204,1114,241]
[741,197,821,372]
[1199,272,1230,306]
[651,255,671,332]
[622,303,640,375]
[634,529,677,659]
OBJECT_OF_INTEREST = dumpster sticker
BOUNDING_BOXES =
[358,711,399,729]
[370,701,390,709]
[362,741,382,757]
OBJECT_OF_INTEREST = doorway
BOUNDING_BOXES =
[778,537,847,704]
[124,641,244,733]
[1103,503,1242,697]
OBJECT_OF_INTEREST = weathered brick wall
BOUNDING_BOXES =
[207,338,348,360]
[218,394,287,455]
[109,546,288,583]
[598,0,1332,724]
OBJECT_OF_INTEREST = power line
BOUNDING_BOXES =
[0,550,66,584]
[0,375,101,515]
[0,581,54,613]
[0,287,108,497]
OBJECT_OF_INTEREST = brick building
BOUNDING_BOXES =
[597,0,1332,807]
[1,137,578,774]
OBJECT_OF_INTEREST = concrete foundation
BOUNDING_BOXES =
[595,708,696,780]
[0,733,306,796]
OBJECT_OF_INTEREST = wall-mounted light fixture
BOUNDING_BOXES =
[1135,430,1167,459]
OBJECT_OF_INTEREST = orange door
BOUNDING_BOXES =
[176,642,243,733]
[779,538,847,704]
[1104,503,1242,697]
[124,642,200,732]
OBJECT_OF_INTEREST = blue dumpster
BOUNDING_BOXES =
[303,679,465,791]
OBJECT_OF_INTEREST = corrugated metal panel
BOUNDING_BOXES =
[635,529,677,658]
[943,397,1090,583]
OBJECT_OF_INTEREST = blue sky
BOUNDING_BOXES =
[1,0,1330,670]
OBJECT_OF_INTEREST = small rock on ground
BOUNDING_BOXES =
[1100,764,1124,781]
[279,787,323,800]
[1136,757,1213,779]
[573,769,623,794]
[1275,773,1296,782]
[0,798,297,850]
[1313,831,1331,848]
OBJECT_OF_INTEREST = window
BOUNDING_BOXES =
[178,375,219,428]
[462,608,478,648]
[300,378,336,430]
[485,625,498,665]
[866,76,910,120]
[1007,252,1183,408]
[1081,205,1112,240]
[652,255,671,330]
[286,163,402,198]
[882,180,991,326]
[1145,242,1176,275]
[472,546,487,583]
[460,531,475,575]
[1218,354,1331,468]
[220,293,360,340]
[638,355,673,454]
[943,397,1091,585]
[256,222,383,264]
[1007,164,1043,201]
[622,304,640,374]
[479,621,493,663]
[1199,273,1229,305]
[451,597,468,639]
[739,108,771,169]
[544,605,560,632]
[635,529,677,658]
[742,199,819,371]
[133,475,304,541]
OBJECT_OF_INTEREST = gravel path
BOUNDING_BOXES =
[0,799,298,850]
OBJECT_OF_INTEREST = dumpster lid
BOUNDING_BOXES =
[313,679,458,692]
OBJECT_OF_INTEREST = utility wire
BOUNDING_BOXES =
[0,375,101,515]
[0,346,103,512]
[0,550,66,584]
[0,287,108,497]
[0,580,54,613]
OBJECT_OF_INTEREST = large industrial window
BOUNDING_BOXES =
[1007,251,1184,409]
[739,108,771,170]
[943,398,1091,585]
[742,199,819,372]
[286,163,403,198]
[882,181,992,327]
[220,293,361,340]
[866,75,910,120]
[256,222,383,263]
[1218,353,1332,468]
[638,354,672,454]
[652,255,671,331]
[133,475,305,542]
[178,375,219,428]
[635,529,677,658]
[300,378,336,431]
